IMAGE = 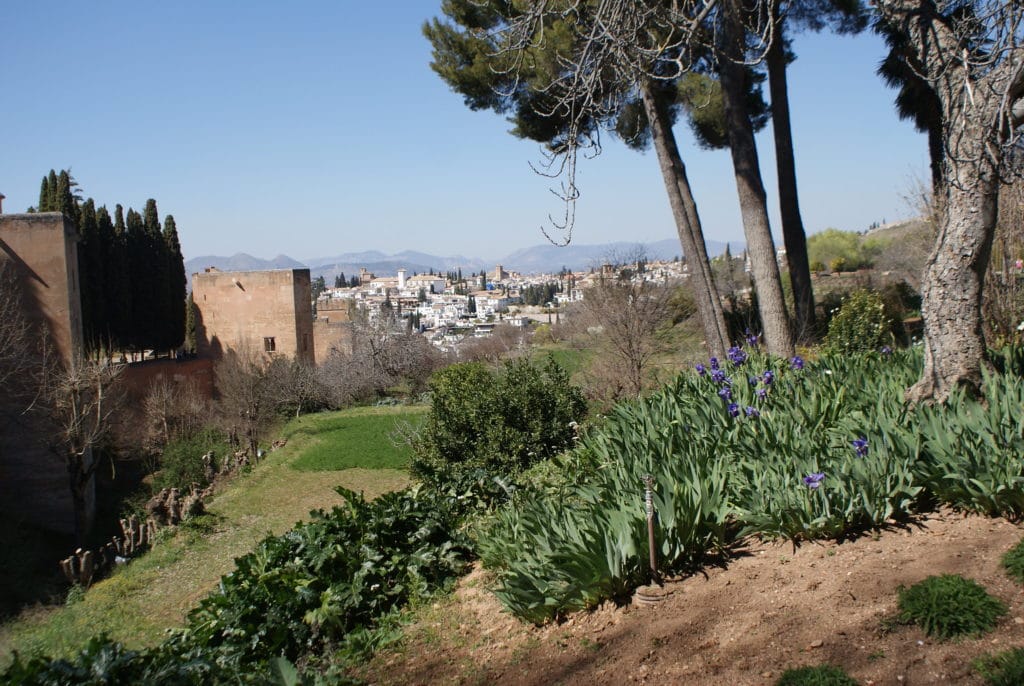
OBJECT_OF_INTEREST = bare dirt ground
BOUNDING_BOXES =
[355,509,1024,685]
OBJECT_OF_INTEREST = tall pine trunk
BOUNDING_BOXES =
[718,2,794,358]
[639,80,730,358]
[766,14,816,341]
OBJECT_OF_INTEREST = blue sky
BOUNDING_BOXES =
[1,2,926,263]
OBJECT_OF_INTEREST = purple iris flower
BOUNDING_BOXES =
[745,406,760,418]
[881,346,893,355]
[727,403,740,417]
[709,357,720,371]
[762,370,774,385]
[745,329,760,346]
[695,363,707,376]
[749,376,759,387]
[718,387,732,401]
[711,369,728,384]
[755,388,767,400]
[728,346,748,366]
[790,356,805,371]
[802,472,825,489]
[852,436,868,457]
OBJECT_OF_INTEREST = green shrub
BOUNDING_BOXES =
[824,290,892,355]
[776,664,858,686]
[153,427,225,491]
[896,574,1007,639]
[410,356,586,487]
[974,647,1024,686]
[1001,536,1024,583]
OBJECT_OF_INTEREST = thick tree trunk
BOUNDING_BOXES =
[906,167,999,404]
[718,4,794,358]
[67,449,96,546]
[766,15,816,341]
[639,79,730,358]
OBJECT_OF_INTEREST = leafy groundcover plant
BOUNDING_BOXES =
[775,664,859,686]
[896,574,1007,640]
[1001,535,1024,583]
[974,647,1024,686]
[3,485,474,684]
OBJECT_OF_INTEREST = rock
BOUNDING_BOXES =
[810,639,824,649]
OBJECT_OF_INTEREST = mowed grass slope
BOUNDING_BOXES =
[0,406,423,665]
[286,405,426,471]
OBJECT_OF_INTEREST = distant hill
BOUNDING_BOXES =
[500,238,735,274]
[184,238,741,289]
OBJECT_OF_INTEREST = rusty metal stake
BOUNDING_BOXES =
[643,474,660,585]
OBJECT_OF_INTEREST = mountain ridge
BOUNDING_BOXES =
[184,238,739,286]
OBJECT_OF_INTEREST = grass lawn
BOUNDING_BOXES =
[285,405,427,472]
[0,406,422,666]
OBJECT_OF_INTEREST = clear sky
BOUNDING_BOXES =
[1,1,927,263]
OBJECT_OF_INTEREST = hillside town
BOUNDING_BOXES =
[312,258,699,350]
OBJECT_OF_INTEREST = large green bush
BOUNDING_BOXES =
[823,290,892,354]
[410,356,586,486]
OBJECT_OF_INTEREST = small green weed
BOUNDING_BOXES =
[974,647,1024,686]
[775,664,858,685]
[896,574,1007,640]
[1000,536,1024,584]
[64,585,86,608]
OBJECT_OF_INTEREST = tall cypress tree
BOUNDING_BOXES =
[38,174,52,211]
[125,207,148,352]
[76,199,104,355]
[111,205,132,354]
[162,214,186,351]
[95,205,121,353]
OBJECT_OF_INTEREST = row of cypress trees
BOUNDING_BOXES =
[34,169,187,357]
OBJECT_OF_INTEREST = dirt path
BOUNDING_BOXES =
[356,510,1024,685]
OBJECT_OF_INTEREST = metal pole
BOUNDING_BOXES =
[643,474,659,584]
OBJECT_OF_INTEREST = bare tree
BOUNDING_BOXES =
[40,349,124,544]
[143,377,209,449]
[214,346,276,460]
[318,309,444,406]
[873,0,1024,402]
[572,270,674,403]
[457,323,529,364]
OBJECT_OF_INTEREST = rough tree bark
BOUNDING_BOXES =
[718,0,795,358]
[640,79,731,358]
[874,0,1024,403]
[766,12,817,340]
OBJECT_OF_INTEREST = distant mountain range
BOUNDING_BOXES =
[185,238,738,286]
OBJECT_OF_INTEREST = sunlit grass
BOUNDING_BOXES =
[286,405,426,472]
